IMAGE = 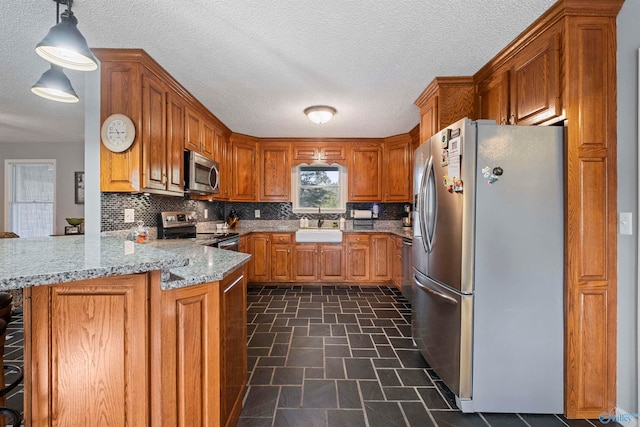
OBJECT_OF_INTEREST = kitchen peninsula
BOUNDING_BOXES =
[0,235,250,426]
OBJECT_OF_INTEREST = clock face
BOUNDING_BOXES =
[101,114,135,152]
[107,119,128,145]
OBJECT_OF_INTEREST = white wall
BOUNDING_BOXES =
[0,141,84,235]
[617,0,639,418]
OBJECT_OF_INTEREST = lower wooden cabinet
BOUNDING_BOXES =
[293,243,345,281]
[371,234,391,281]
[392,236,403,289]
[25,267,247,427]
[271,234,293,281]
[346,233,370,281]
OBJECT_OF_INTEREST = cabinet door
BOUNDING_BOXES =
[158,281,218,427]
[231,139,257,201]
[383,139,411,202]
[292,145,319,162]
[349,145,383,201]
[27,275,149,427]
[249,233,270,281]
[319,244,345,281]
[259,144,291,201]
[477,72,510,124]
[184,107,201,152]
[320,144,346,162]
[215,130,230,200]
[371,234,391,281]
[202,119,215,159]
[510,29,562,125]
[166,91,185,194]
[220,269,247,427]
[294,244,318,281]
[141,70,167,191]
[99,60,142,192]
[271,244,292,281]
[346,234,370,281]
[420,94,438,144]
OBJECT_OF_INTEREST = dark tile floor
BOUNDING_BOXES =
[239,285,614,427]
[3,288,618,427]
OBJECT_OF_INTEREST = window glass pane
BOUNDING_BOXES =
[299,187,340,208]
[13,164,54,202]
[7,162,55,238]
[293,164,346,213]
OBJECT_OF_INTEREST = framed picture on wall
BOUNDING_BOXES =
[75,171,85,205]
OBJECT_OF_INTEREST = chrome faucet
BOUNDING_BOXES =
[317,207,324,228]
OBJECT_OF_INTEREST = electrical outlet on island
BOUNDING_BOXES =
[124,208,135,223]
[255,209,261,218]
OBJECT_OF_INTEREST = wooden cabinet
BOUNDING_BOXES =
[248,233,270,282]
[345,233,370,281]
[25,269,248,427]
[270,233,292,281]
[293,243,345,281]
[292,143,346,164]
[141,70,167,192]
[383,135,412,202]
[348,144,383,202]
[415,77,475,144]
[259,143,291,201]
[319,244,345,281]
[476,24,562,126]
[476,71,510,125]
[230,134,258,201]
[509,25,562,125]
[215,130,232,200]
[219,269,248,427]
[26,274,150,426]
[239,234,249,253]
[185,107,216,158]
[392,236,403,289]
[166,91,186,193]
[371,234,392,281]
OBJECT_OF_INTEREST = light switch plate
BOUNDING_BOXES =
[255,210,261,218]
[124,208,135,223]
[619,212,632,235]
[204,209,208,219]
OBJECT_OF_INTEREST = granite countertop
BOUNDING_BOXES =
[0,235,250,291]
[230,221,413,240]
[146,240,251,290]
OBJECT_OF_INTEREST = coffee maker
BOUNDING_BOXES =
[402,204,412,228]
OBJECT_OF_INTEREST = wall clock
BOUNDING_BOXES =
[101,113,136,152]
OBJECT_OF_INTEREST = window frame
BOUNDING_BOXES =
[291,163,347,214]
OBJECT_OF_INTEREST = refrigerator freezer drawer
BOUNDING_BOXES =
[411,271,472,399]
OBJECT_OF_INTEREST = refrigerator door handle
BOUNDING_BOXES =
[414,277,458,305]
[423,157,437,252]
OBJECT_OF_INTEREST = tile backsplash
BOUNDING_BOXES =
[101,193,410,232]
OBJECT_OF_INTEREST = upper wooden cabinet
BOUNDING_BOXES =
[95,49,231,196]
[292,143,346,165]
[230,134,258,201]
[259,143,291,201]
[349,143,383,202]
[215,130,231,200]
[475,22,563,126]
[414,77,475,144]
[383,135,412,202]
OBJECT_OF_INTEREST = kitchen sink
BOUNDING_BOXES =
[295,228,343,243]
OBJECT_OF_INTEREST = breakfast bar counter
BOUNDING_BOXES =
[0,235,250,427]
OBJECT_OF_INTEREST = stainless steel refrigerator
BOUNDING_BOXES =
[412,117,563,413]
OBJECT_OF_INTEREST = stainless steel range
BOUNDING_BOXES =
[158,211,240,250]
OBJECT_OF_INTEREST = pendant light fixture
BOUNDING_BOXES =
[31,64,79,103]
[32,0,96,103]
[304,105,337,125]
[35,0,97,71]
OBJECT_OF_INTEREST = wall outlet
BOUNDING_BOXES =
[619,212,632,235]
[124,208,135,223]
[204,209,208,219]
[255,209,261,218]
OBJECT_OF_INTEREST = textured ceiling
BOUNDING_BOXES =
[0,0,556,143]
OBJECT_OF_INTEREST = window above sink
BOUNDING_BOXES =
[291,164,347,214]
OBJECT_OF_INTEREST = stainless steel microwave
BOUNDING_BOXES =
[184,150,219,195]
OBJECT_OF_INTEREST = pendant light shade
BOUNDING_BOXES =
[35,9,97,72]
[304,105,336,124]
[31,64,79,103]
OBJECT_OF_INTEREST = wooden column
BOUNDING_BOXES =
[562,0,623,418]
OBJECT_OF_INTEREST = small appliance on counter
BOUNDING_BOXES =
[402,204,412,228]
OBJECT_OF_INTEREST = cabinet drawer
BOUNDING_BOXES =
[345,234,371,244]
[271,233,292,244]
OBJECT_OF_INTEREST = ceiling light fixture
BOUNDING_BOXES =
[304,105,336,125]
[32,0,95,103]
[31,64,79,103]
[35,0,97,71]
